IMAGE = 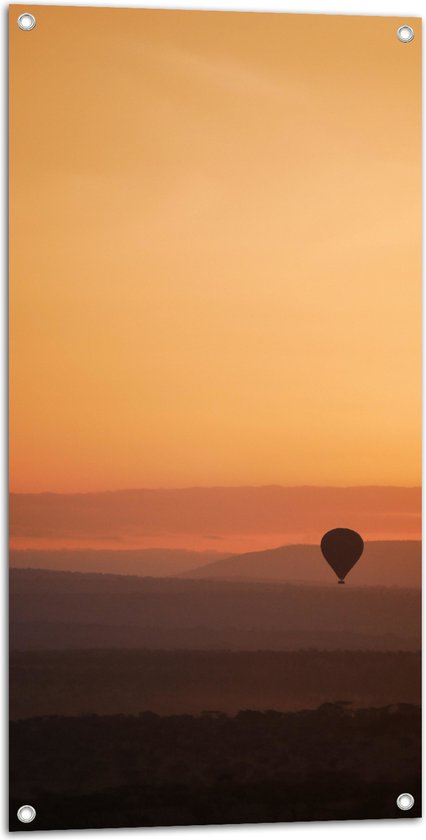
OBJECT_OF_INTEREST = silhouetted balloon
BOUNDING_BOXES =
[320,528,364,584]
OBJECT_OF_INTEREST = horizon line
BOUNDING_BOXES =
[9,484,422,497]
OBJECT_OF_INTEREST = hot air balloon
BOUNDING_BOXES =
[320,528,364,584]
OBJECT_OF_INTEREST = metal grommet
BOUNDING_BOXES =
[17,13,36,31]
[17,805,36,824]
[396,793,414,811]
[397,25,414,43]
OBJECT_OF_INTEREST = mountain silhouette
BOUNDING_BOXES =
[180,540,421,588]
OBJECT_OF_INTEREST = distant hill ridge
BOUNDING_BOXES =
[180,540,421,588]
[10,539,421,588]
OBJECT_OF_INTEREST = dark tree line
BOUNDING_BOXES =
[10,703,421,829]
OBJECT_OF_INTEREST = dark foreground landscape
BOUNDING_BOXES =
[10,704,421,829]
[9,566,422,828]
[10,649,421,718]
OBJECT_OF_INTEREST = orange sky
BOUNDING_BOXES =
[10,7,421,493]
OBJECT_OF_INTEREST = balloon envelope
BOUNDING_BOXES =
[320,528,364,583]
